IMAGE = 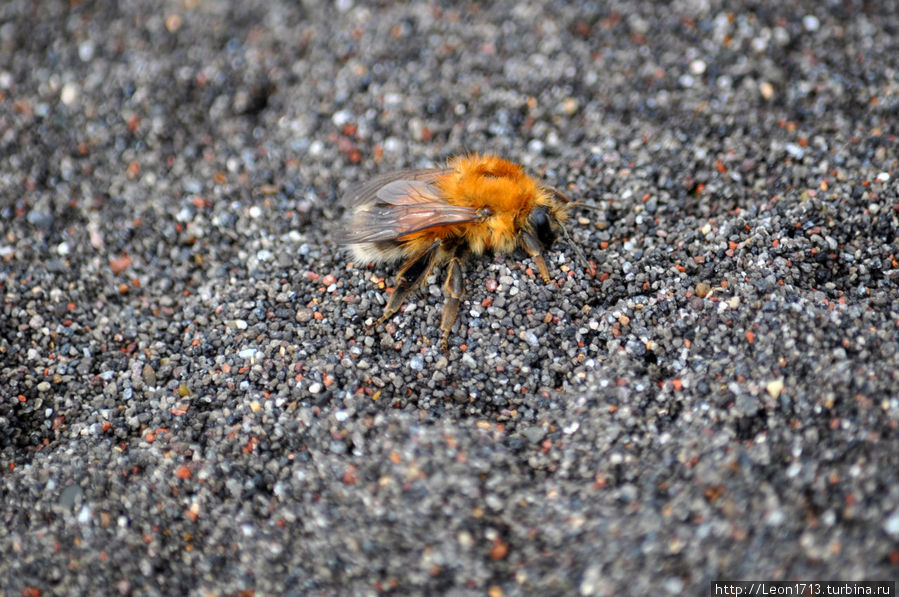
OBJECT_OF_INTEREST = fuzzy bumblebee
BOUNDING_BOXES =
[340,154,575,351]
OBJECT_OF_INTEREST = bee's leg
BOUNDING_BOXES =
[440,243,469,352]
[519,230,551,282]
[371,241,440,328]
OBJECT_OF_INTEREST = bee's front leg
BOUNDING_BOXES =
[440,242,469,352]
[519,230,551,282]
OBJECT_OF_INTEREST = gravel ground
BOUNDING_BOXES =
[2,1,898,595]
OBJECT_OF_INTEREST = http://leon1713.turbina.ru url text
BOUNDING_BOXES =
[711,581,895,596]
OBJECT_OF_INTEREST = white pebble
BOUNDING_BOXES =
[884,510,899,538]
[764,508,786,526]
[176,207,193,222]
[332,110,353,126]
[802,15,820,32]
[77,505,92,524]
[78,41,95,62]
[60,82,80,105]
[785,143,805,159]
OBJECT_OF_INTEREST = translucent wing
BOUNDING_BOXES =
[340,168,454,208]
[341,175,480,244]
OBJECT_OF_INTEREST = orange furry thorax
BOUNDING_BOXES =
[438,154,541,214]
[401,154,548,254]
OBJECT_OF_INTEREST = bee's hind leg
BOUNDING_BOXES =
[440,242,470,352]
[371,240,440,329]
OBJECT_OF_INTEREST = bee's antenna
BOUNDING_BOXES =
[559,223,592,273]
[571,201,604,212]
[540,186,596,274]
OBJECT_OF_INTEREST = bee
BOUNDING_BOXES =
[340,153,584,351]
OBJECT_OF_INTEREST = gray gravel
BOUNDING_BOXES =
[2,1,898,595]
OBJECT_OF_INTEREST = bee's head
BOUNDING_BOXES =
[528,204,560,250]
[528,187,572,249]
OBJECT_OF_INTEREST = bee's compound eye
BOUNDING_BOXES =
[529,205,557,248]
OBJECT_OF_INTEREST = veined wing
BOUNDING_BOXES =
[340,168,454,208]
[340,178,479,244]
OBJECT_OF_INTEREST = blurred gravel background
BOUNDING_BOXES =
[2,0,898,595]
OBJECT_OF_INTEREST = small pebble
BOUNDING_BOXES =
[60,82,80,105]
[766,378,785,398]
[884,510,899,539]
